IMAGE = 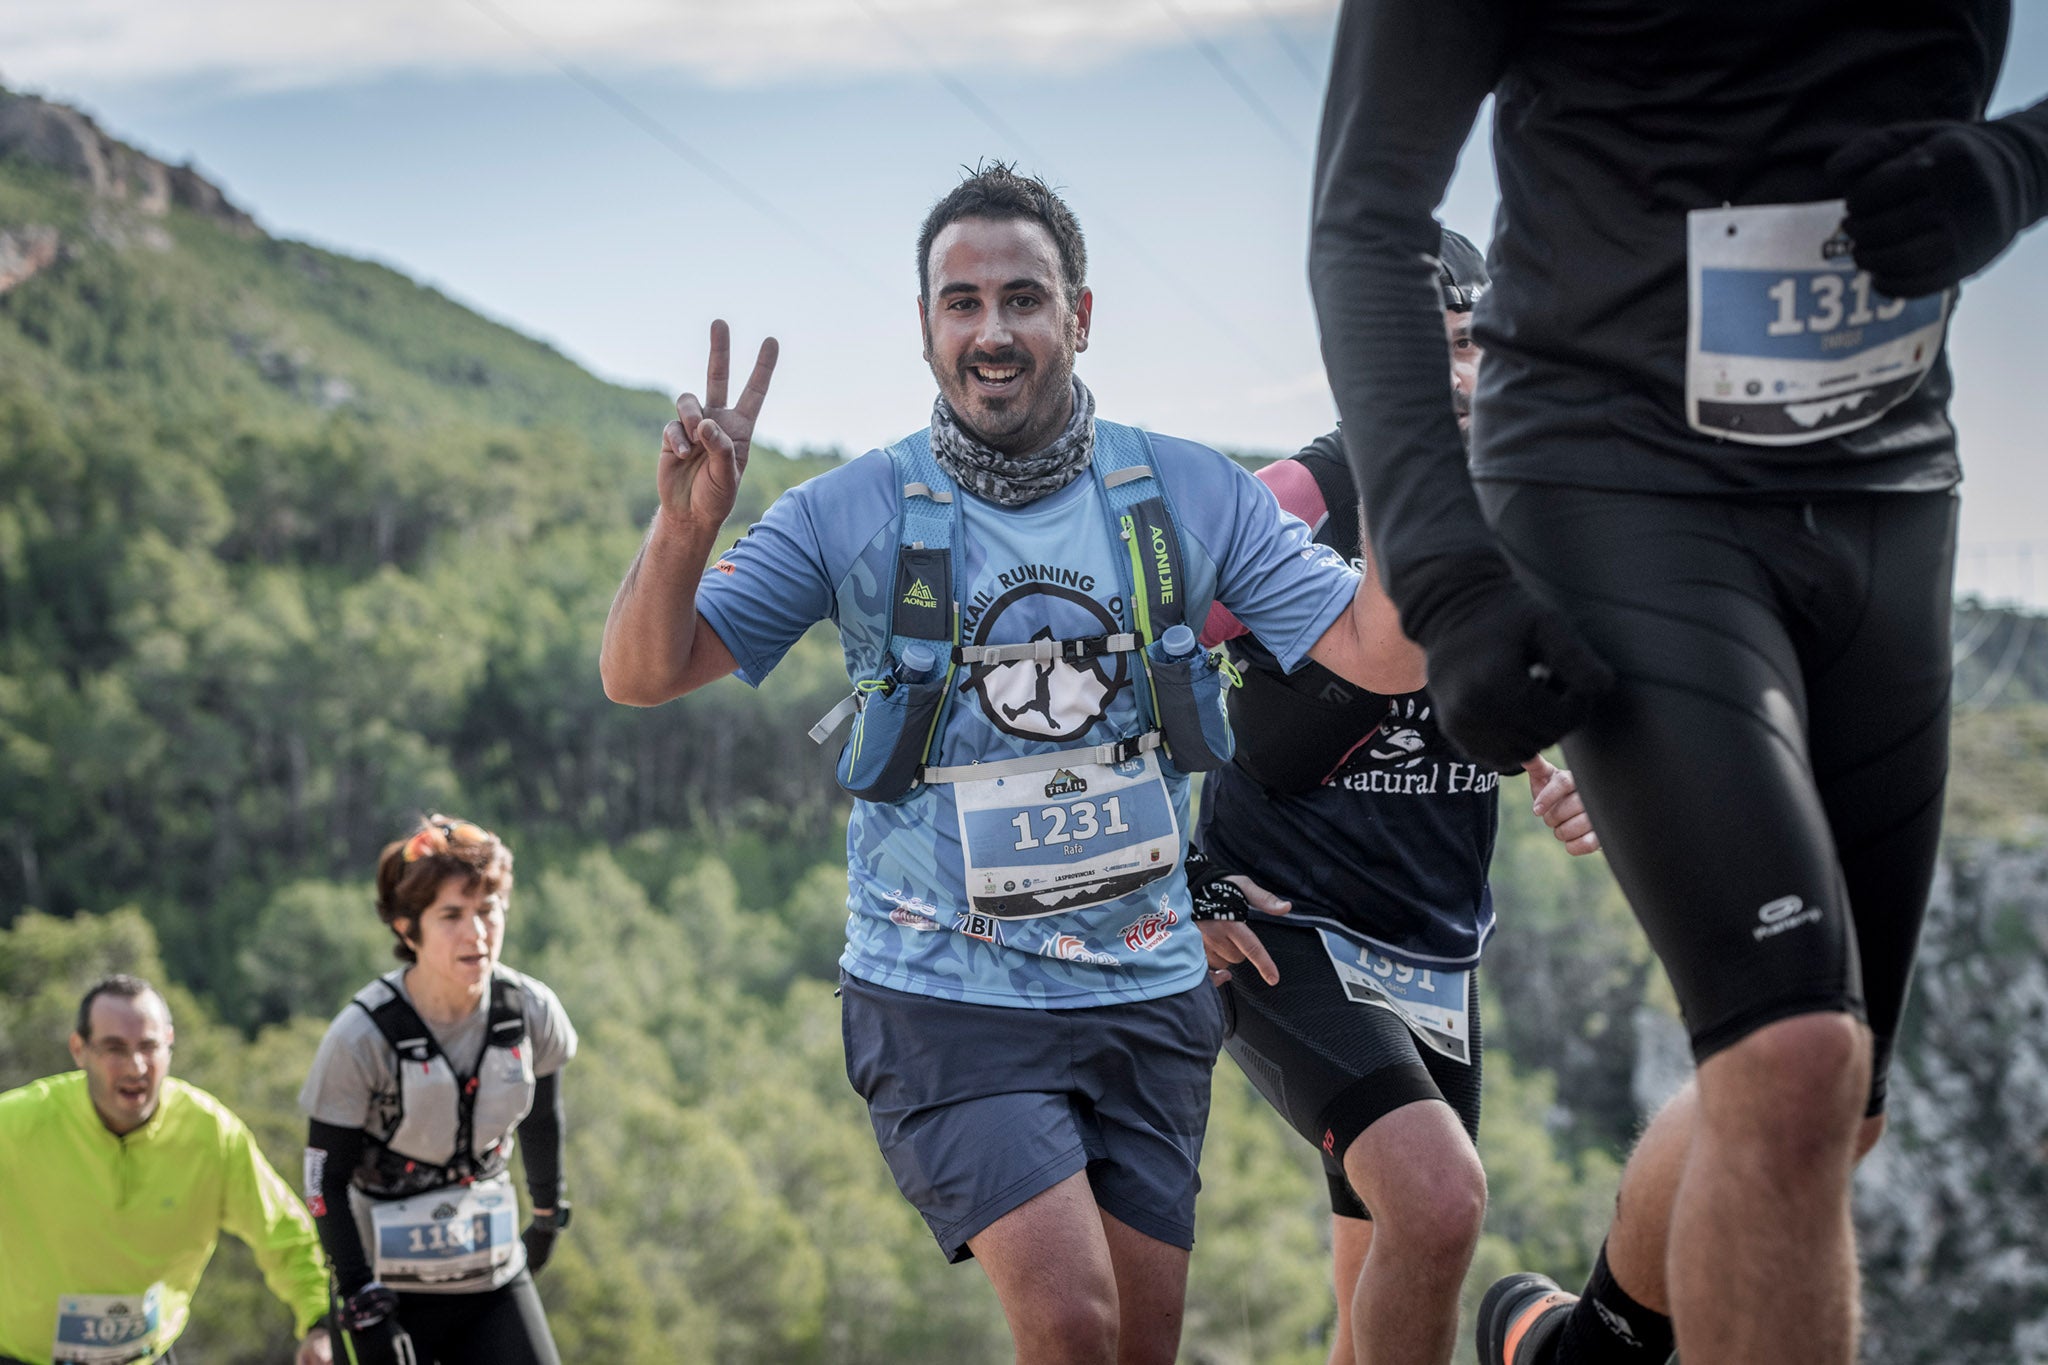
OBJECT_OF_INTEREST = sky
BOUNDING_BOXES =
[4,0,2045,606]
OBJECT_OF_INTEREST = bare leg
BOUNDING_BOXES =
[968,1171,1120,1365]
[1328,1215,1373,1365]
[1605,1075,1888,1317]
[1666,1012,1870,1365]
[1342,1100,1487,1365]
[1602,1085,1694,1314]
[1098,1207,1192,1365]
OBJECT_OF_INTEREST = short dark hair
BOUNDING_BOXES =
[374,815,514,963]
[76,974,168,1040]
[917,162,1087,310]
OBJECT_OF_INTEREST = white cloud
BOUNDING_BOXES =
[0,0,1329,95]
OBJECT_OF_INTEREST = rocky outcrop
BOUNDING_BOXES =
[0,87,256,234]
[1855,840,2048,1364]
[0,224,61,292]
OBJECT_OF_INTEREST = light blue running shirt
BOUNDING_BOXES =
[698,427,1357,1008]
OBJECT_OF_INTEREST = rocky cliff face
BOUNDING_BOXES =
[1857,840,2048,1364]
[0,87,256,294]
[1490,611,2048,1364]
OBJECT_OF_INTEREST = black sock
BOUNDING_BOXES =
[1553,1243,1676,1364]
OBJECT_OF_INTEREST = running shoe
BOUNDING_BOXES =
[1477,1272,1577,1365]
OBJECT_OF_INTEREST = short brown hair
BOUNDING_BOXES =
[374,815,513,962]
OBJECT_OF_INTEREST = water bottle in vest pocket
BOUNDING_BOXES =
[1146,624,1234,776]
[836,643,950,803]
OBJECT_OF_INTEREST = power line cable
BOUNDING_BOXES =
[1951,606,2002,670]
[1155,0,1311,157]
[453,0,887,292]
[1957,608,2035,711]
[1243,0,1326,82]
[849,0,1292,378]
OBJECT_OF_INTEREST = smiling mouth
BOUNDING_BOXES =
[968,362,1024,390]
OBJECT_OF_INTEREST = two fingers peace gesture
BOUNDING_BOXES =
[661,319,779,534]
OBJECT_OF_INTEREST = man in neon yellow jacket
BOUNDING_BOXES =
[0,975,332,1365]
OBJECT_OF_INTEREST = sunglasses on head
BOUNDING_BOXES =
[400,818,491,864]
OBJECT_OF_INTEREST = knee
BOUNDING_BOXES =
[1345,1140,1486,1263]
[1701,1013,1870,1167]
[1026,1289,1119,1362]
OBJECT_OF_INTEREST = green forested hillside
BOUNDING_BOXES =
[5,94,2045,1363]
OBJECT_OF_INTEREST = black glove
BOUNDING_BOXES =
[1398,555,1613,770]
[1183,843,1252,922]
[337,1285,417,1365]
[1829,116,2048,299]
[521,1221,558,1274]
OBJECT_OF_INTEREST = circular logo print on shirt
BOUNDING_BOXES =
[964,583,1131,742]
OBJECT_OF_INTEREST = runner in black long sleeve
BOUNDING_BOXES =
[1309,5,2048,1365]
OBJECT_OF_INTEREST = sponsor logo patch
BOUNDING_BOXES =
[1119,907,1180,953]
[889,903,943,932]
[302,1147,327,1202]
[1593,1300,1643,1348]
[1044,769,1087,798]
[1045,934,1121,966]
[1752,894,1823,941]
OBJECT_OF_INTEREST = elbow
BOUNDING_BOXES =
[599,655,670,708]
[602,677,667,708]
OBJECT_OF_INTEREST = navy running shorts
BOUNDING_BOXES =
[1220,921,1482,1219]
[1482,482,1956,1112]
[839,971,1228,1262]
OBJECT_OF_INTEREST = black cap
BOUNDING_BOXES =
[1435,227,1489,312]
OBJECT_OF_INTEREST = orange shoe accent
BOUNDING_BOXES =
[1501,1291,1576,1364]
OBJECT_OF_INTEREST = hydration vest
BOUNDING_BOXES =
[810,420,1236,801]
[349,968,536,1199]
[1224,441,1394,794]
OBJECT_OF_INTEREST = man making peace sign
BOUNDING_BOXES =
[601,163,1426,1364]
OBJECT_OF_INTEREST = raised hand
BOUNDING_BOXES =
[660,319,778,536]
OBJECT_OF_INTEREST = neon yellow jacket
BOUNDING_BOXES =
[0,1073,329,1364]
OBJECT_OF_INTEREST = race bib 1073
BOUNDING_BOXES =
[52,1286,162,1365]
[1686,200,1951,446]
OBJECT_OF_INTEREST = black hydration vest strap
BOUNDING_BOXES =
[892,547,954,642]
[1125,493,1189,634]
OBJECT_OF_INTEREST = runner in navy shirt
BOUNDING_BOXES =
[1190,232,1598,1365]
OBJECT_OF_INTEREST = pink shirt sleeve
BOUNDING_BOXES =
[1200,458,1333,647]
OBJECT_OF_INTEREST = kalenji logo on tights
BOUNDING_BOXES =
[1752,895,1822,941]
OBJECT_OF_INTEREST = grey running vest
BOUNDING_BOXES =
[349,968,535,1199]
